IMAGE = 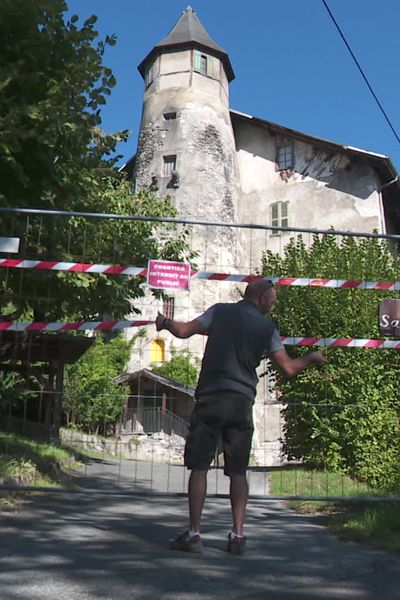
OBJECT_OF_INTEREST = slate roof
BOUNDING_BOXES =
[138,6,235,82]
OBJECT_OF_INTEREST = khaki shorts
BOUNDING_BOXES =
[184,391,254,476]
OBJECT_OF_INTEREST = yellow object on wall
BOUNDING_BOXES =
[150,338,165,363]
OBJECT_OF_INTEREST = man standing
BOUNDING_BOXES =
[155,278,326,554]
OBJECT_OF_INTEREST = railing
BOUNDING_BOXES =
[122,407,189,439]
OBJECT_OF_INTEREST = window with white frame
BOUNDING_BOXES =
[276,144,294,170]
[271,201,289,234]
[163,155,176,177]
[194,50,213,76]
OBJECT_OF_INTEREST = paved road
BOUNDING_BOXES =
[0,459,399,600]
[74,457,270,495]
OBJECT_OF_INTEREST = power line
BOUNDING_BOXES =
[321,0,400,145]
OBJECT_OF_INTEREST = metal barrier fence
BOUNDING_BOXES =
[1,397,398,499]
[0,207,400,500]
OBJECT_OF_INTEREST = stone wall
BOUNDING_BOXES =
[61,428,186,464]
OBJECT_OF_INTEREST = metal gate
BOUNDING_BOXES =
[1,206,400,501]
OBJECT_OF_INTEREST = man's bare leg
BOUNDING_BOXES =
[229,474,248,536]
[188,469,207,532]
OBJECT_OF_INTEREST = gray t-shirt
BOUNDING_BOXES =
[198,304,283,354]
[195,300,283,401]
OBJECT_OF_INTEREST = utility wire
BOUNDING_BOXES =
[321,0,400,145]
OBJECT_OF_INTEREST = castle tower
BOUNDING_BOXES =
[130,9,278,468]
[134,6,240,275]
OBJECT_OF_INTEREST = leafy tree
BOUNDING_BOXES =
[261,234,400,491]
[0,1,194,320]
[0,373,32,411]
[0,0,124,209]
[1,182,194,321]
[152,350,200,387]
[63,335,131,434]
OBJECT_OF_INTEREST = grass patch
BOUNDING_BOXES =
[64,446,119,461]
[269,465,374,498]
[0,432,83,493]
[269,466,400,554]
[329,504,400,554]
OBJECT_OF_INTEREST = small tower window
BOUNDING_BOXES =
[200,55,207,75]
[145,61,155,87]
[163,112,177,120]
[163,155,176,177]
[271,201,289,235]
[276,145,294,170]
[194,50,213,76]
[163,296,175,320]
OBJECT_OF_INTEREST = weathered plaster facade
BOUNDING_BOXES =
[124,7,400,465]
[231,112,388,266]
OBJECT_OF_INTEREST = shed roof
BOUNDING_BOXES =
[0,332,93,368]
[116,368,195,397]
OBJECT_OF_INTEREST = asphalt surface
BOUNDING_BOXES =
[74,456,270,495]
[0,459,399,600]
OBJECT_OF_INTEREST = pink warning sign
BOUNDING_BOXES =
[147,259,191,290]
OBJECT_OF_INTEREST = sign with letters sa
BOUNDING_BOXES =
[379,299,400,336]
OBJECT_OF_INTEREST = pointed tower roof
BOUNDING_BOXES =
[138,6,235,82]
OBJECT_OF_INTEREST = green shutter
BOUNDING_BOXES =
[281,202,289,228]
[271,203,279,235]
[207,57,213,77]
[194,51,202,72]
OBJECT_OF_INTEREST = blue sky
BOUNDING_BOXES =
[67,0,400,172]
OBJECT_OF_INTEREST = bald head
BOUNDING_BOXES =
[244,278,274,300]
[244,278,276,314]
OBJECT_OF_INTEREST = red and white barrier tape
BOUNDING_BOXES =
[1,258,399,291]
[196,274,400,290]
[280,336,400,349]
[0,318,399,348]
[0,320,152,332]
[0,258,147,277]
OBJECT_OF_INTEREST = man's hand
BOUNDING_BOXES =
[272,348,327,378]
[155,312,207,338]
[156,312,170,332]
[309,350,328,367]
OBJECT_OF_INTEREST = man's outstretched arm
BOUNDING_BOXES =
[155,312,207,338]
[271,348,327,378]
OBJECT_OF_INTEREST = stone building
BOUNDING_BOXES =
[122,6,400,464]
[126,6,400,245]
